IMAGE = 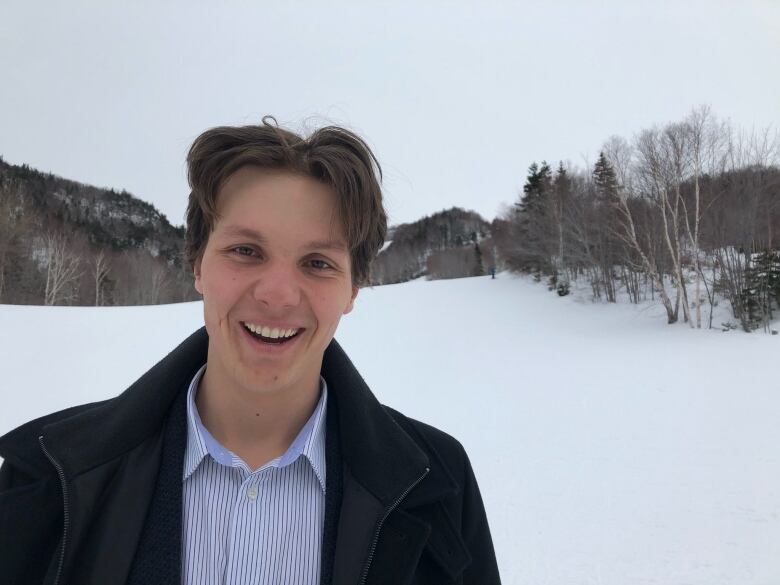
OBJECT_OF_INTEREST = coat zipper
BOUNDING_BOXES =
[39,436,69,585]
[358,466,430,585]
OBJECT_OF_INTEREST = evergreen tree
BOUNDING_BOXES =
[593,151,619,203]
[508,161,555,274]
[517,161,553,215]
[551,162,571,273]
[554,162,571,200]
[591,152,621,302]
[740,249,780,331]
[473,243,485,276]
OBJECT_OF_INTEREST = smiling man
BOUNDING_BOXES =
[0,118,501,584]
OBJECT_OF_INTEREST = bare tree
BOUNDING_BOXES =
[92,249,111,306]
[632,126,695,324]
[113,251,174,305]
[42,232,83,305]
[611,187,677,322]
[678,106,730,327]
[602,135,634,191]
[148,258,170,304]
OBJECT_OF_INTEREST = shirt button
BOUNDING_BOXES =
[246,485,258,500]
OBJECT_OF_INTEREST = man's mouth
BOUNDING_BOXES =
[241,321,303,345]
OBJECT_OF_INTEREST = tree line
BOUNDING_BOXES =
[491,106,780,332]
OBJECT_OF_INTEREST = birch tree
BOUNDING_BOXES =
[680,106,730,327]
[93,249,111,306]
[633,126,693,324]
[43,232,83,305]
[148,258,170,304]
[611,182,677,322]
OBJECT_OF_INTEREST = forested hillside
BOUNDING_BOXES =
[0,158,198,305]
[371,207,493,284]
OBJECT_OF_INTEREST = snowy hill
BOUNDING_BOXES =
[1,274,778,584]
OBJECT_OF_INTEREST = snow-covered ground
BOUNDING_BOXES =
[1,273,778,584]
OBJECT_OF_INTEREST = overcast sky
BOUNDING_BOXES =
[2,0,778,228]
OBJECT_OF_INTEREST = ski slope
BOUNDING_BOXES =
[1,273,778,584]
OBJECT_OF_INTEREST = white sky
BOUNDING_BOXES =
[1,0,778,227]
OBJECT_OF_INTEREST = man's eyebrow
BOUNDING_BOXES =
[220,225,348,252]
[304,239,349,252]
[221,226,267,242]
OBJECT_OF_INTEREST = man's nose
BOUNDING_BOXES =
[251,261,301,308]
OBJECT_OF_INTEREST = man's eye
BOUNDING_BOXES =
[309,259,334,270]
[232,246,256,257]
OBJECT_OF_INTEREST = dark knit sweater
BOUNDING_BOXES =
[127,385,343,585]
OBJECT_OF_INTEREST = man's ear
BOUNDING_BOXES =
[193,257,203,295]
[343,285,359,315]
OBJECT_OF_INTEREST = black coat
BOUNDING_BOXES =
[0,328,501,585]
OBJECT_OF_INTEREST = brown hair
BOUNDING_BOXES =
[185,116,387,287]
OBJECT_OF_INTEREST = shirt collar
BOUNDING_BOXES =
[183,364,327,492]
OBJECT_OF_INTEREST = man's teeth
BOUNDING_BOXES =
[243,323,299,339]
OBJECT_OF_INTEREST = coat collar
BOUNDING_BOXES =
[1,327,455,508]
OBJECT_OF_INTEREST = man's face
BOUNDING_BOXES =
[194,167,358,397]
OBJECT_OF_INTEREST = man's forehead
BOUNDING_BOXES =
[219,224,348,252]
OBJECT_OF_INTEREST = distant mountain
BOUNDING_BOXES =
[0,158,185,260]
[0,157,196,305]
[370,207,495,284]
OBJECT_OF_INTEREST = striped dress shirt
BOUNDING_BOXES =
[182,364,327,585]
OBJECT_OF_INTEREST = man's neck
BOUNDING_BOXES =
[195,365,321,471]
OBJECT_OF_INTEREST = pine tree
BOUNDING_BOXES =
[473,243,484,276]
[740,262,763,331]
[593,152,619,203]
[551,162,571,277]
[739,250,780,331]
[763,250,780,305]
[517,161,553,215]
[554,162,570,198]
[591,152,621,302]
[509,162,555,275]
